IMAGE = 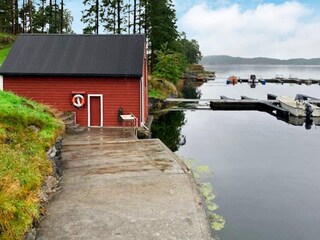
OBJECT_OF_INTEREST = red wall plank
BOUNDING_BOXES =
[4,76,141,127]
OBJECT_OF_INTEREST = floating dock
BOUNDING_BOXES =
[164,94,320,128]
[165,94,320,119]
[209,97,290,119]
[238,78,320,85]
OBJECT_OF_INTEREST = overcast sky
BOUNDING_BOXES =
[66,0,320,59]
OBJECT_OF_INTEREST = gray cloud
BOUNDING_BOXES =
[179,1,320,59]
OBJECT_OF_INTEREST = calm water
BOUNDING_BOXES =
[152,65,320,240]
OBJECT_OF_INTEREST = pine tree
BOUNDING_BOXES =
[22,0,26,32]
[46,0,56,33]
[82,0,102,34]
[133,0,136,34]
[143,0,178,70]
[101,0,115,34]
[13,0,18,34]
[28,0,33,33]
[0,0,13,33]
[33,0,47,33]
[60,0,63,33]
[101,0,125,34]
[18,0,35,33]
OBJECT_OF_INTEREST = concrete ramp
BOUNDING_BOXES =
[37,128,212,240]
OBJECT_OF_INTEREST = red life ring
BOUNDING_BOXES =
[72,94,85,108]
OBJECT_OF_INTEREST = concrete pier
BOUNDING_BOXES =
[36,128,212,240]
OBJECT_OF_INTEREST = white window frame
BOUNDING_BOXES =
[87,94,103,127]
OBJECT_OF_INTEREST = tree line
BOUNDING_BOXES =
[0,0,73,34]
[0,0,202,81]
[81,0,202,75]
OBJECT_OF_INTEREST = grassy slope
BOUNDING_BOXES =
[148,77,178,99]
[0,91,64,240]
[148,64,207,99]
[0,33,15,65]
[0,47,11,65]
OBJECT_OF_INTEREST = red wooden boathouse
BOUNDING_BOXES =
[0,34,148,127]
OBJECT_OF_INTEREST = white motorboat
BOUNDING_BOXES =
[277,96,320,117]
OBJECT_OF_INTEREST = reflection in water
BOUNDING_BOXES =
[153,110,226,238]
[268,112,320,130]
[151,111,186,152]
[285,116,319,130]
[152,80,203,151]
[182,81,202,99]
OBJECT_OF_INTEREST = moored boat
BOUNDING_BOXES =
[277,96,320,117]
[227,75,238,85]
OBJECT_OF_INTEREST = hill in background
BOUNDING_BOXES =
[201,55,320,65]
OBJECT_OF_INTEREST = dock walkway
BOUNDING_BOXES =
[37,128,211,240]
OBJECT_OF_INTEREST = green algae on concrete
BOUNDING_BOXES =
[182,157,226,233]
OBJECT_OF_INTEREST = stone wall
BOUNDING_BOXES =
[47,137,63,178]
[24,136,64,240]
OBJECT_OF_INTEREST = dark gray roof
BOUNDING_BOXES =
[0,34,145,77]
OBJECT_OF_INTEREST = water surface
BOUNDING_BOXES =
[153,65,320,240]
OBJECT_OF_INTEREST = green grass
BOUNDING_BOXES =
[0,91,64,240]
[148,77,178,99]
[0,33,15,65]
[0,47,11,65]
[148,88,166,99]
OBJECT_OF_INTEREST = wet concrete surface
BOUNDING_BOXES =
[37,128,212,240]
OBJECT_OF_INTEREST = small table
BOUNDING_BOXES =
[120,115,135,126]
[120,115,137,136]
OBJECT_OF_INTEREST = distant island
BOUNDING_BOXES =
[201,55,320,65]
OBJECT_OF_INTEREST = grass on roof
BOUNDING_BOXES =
[0,91,64,240]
